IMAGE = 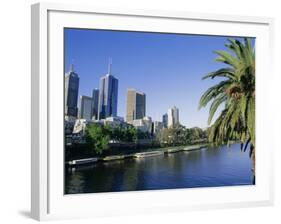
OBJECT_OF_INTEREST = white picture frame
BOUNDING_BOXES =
[31,2,274,221]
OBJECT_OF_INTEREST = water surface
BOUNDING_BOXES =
[65,143,253,194]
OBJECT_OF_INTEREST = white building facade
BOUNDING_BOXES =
[167,106,179,128]
[129,116,152,133]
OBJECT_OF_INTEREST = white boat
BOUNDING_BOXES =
[103,155,125,161]
[68,158,98,166]
[166,148,183,153]
[134,151,164,158]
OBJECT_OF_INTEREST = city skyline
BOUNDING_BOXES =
[68,65,174,125]
[64,28,255,128]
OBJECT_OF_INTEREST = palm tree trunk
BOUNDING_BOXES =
[251,146,255,184]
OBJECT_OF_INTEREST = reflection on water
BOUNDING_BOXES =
[65,144,253,194]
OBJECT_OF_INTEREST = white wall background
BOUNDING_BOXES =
[0,0,279,223]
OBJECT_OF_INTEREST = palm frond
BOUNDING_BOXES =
[198,80,231,109]
[202,68,236,80]
[214,50,240,68]
[207,93,227,125]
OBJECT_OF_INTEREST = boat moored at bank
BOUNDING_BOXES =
[134,151,164,158]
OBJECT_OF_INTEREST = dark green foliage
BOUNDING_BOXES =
[137,130,151,139]
[85,123,138,154]
[155,125,207,146]
[85,124,110,154]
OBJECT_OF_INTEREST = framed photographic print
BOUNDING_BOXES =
[31,2,274,221]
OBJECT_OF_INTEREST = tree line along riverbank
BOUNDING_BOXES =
[65,123,209,161]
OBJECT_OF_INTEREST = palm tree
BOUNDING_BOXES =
[198,38,255,183]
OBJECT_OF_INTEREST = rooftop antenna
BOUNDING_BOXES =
[108,57,112,75]
[70,64,74,72]
[70,59,75,72]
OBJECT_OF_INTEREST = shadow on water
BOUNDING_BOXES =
[65,143,253,194]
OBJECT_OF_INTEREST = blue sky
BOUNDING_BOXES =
[64,28,254,128]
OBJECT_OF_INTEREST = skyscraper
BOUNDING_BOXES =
[79,95,93,120]
[98,61,118,120]
[162,113,168,128]
[126,89,146,122]
[91,88,99,120]
[168,106,179,128]
[65,65,79,117]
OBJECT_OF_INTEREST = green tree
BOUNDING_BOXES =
[124,126,137,142]
[85,123,138,154]
[155,125,206,146]
[85,124,110,154]
[198,38,255,183]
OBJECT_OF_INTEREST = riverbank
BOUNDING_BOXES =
[66,143,208,167]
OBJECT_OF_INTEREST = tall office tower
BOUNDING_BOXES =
[79,95,93,120]
[98,61,119,120]
[167,106,179,128]
[91,88,99,120]
[65,64,79,117]
[126,89,146,122]
[162,113,168,128]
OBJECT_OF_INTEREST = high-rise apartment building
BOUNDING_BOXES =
[65,65,79,117]
[126,89,146,122]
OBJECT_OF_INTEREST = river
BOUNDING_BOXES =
[65,143,253,194]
